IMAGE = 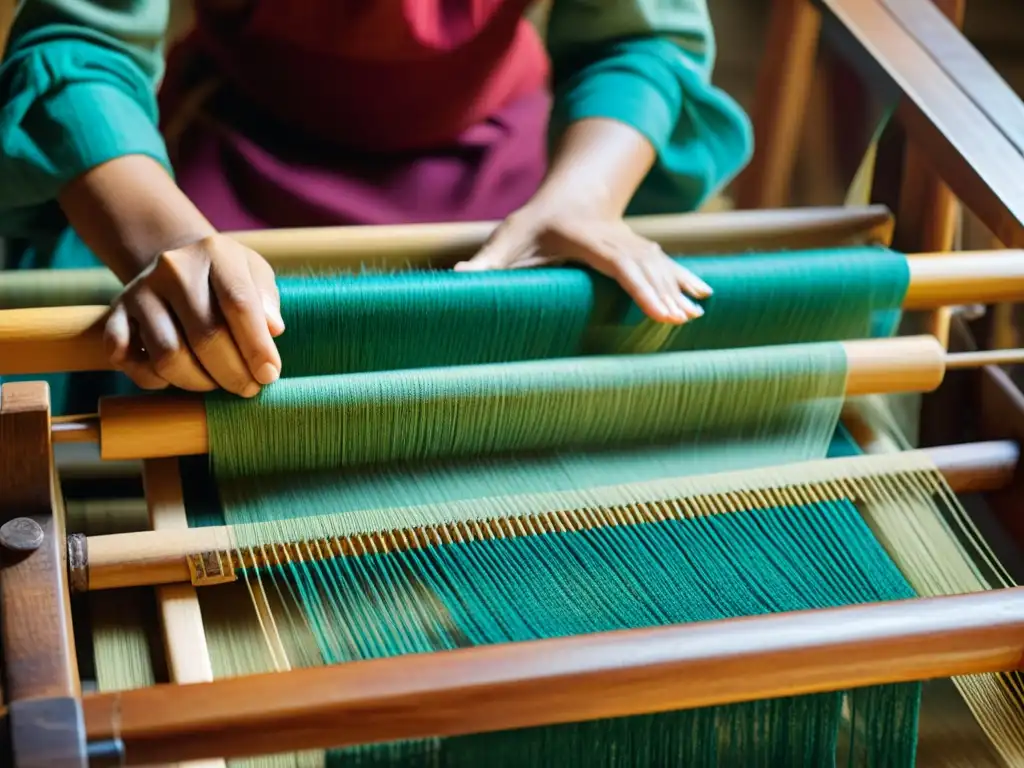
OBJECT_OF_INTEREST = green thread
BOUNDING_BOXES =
[188,251,920,764]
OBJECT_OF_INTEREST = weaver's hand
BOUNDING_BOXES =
[454,207,711,324]
[104,235,285,397]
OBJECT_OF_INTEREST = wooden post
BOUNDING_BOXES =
[0,0,14,63]
[894,0,966,349]
[0,382,89,767]
[144,458,225,768]
[735,0,822,209]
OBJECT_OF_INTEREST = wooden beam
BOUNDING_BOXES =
[77,441,1020,592]
[879,0,1024,159]
[735,0,821,209]
[144,459,225,768]
[79,588,1024,765]
[0,383,87,767]
[821,0,1024,247]
[0,0,14,63]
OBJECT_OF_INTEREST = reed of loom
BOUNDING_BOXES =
[5,3,1024,765]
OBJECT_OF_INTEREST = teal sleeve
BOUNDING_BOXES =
[545,0,754,215]
[0,0,170,238]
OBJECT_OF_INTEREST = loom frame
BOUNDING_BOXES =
[2,381,1024,766]
[4,2,1024,765]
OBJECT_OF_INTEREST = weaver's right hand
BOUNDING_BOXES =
[104,234,285,397]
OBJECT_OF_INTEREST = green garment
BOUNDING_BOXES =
[0,0,752,245]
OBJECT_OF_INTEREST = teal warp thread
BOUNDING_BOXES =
[0,245,907,415]
[248,499,919,766]
[272,247,909,376]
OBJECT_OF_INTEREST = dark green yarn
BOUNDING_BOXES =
[248,499,919,766]
[273,247,909,376]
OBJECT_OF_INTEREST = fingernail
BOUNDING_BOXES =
[255,363,280,385]
[654,299,675,320]
[696,280,713,296]
[242,382,261,398]
[691,303,705,318]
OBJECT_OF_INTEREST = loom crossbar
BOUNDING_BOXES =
[43,336,949,461]
[74,440,1020,592]
[1,250,1023,377]
[79,587,1024,766]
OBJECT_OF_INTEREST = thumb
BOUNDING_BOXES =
[262,291,285,337]
[248,256,285,337]
[454,221,527,272]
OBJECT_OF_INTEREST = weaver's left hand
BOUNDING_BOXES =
[454,206,711,324]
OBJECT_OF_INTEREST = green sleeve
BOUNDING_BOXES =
[545,0,754,215]
[0,0,170,237]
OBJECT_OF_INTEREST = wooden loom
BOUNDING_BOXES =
[5,7,1024,768]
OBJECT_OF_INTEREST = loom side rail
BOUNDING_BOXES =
[819,0,1024,246]
[79,587,1024,765]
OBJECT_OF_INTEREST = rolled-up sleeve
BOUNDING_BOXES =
[0,0,169,236]
[545,0,753,214]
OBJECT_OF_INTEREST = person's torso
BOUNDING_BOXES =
[166,0,548,151]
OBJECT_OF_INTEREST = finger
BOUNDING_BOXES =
[119,350,171,391]
[129,290,217,392]
[539,225,682,323]
[640,258,699,322]
[454,219,536,272]
[605,258,680,324]
[210,253,282,385]
[155,256,263,397]
[671,261,713,299]
[248,254,285,337]
[104,307,167,391]
[632,240,708,311]
[104,304,132,367]
[504,254,557,270]
[104,309,168,390]
[640,258,697,322]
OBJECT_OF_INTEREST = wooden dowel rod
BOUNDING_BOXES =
[51,415,101,444]
[944,348,1024,369]
[901,250,1024,309]
[2,250,1022,377]
[75,440,1019,592]
[0,209,891,305]
[40,336,946,460]
[142,460,228,768]
[231,206,896,265]
[80,587,1024,765]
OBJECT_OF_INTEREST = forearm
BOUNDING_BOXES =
[532,118,656,218]
[58,154,215,283]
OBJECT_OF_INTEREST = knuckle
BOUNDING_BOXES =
[150,345,184,377]
[191,323,227,354]
[642,242,667,261]
[217,282,252,315]
[127,368,166,391]
[152,249,190,283]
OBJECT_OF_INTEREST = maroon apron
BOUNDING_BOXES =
[160,0,551,228]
